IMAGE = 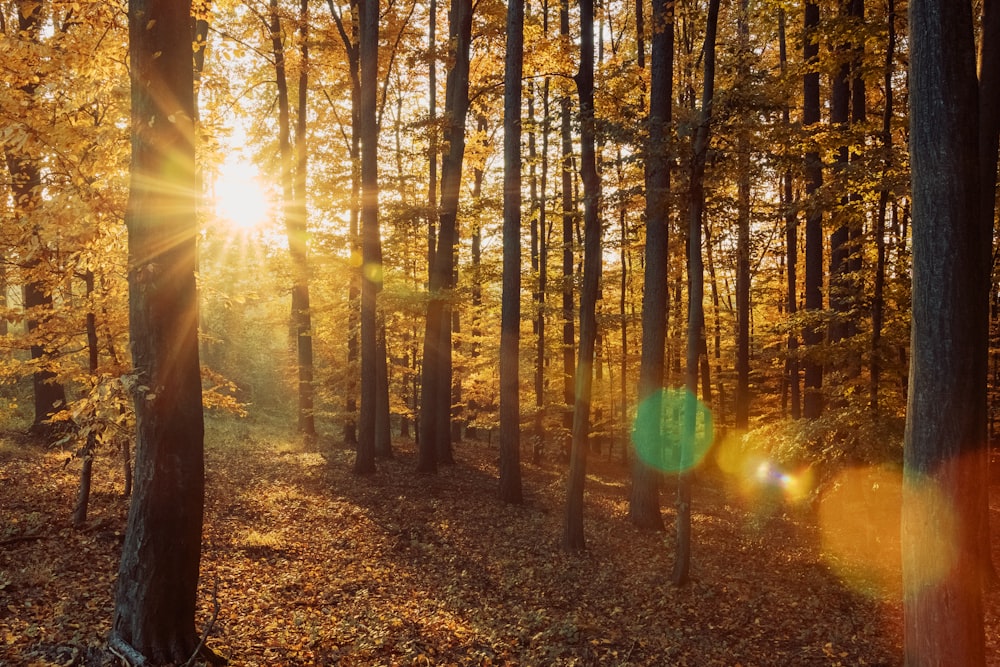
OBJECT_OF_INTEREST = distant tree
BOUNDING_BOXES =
[564,0,600,552]
[3,0,67,433]
[499,0,524,504]
[268,0,316,442]
[110,0,222,662]
[902,0,986,662]
[629,0,673,532]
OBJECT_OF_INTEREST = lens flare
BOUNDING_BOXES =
[632,388,713,473]
[817,465,904,596]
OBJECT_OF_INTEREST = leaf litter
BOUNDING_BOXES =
[2,416,1000,665]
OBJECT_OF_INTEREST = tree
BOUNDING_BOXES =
[267,0,316,442]
[3,0,68,433]
[110,1,221,662]
[564,0,601,552]
[902,0,986,662]
[675,0,720,586]
[499,0,524,504]
[802,0,823,420]
[419,0,472,472]
[734,0,750,430]
[629,0,673,532]
[356,0,379,474]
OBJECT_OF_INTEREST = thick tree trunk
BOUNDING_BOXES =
[903,0,986,662]
[629,0,672,532]
[356,0,379,474]
[564,0,600,551]
[419,0,472,471]
[111,1,219,662]
[802,0,824,420]
[499,0,525,504]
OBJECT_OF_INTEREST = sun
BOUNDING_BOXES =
[213,154,272,233]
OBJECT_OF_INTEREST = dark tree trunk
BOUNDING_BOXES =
[828,1,850,359]
[356,0,379,474]
[629,0,673,532]
[326,0,360,445]
[499,0,525,504]
[977,0,1000,590]
[4,0,66,433]
[560,0,576,442]
[871,0,895,415]
[734,0,751,430]
[73,272,101,528]
[564,0,601,552]
[111,1,219,662]
[802,0,823,420]
[419,0,472,471]
[675,0,719,587]
[778,9,800,420]
[903,0,986,662]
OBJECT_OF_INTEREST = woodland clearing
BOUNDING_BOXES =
[2,415,999,666]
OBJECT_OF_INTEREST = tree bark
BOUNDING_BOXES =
[778,9,800,420]
[675,0,720,586]
[559,0,576,445]
[871,0,895,415]
[903,0,986,662]
[291,0,316,441]
[419,0,472,471]
[802,0,824,420]
[734,0,751,430]
[4,0,67,433]
[499,0,525,504]
[564,0,601,551]
[629,0,673,532]
[356,0,379,474]
[111,1,219,662]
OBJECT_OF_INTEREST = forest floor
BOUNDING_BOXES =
[2,414,1000,666]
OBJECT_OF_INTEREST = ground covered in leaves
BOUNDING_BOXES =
[2,415,1000,666]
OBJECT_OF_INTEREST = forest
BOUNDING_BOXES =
[1,0,999,664]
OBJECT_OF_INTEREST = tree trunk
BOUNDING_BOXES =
[778,9,800,420]
[111,1,219,662]
[976,0,1000,590]
[802,0,824,420]
[903,0,986,662]
[734,0,751,430]
[355,0,379,474]
[499,0,525,504]
[419,0,472,471]
[325,0,360,445]
[560,0,576,445]
[4,0,67,434]
[291,0,316,441]
[629,0,672,532]
[871,0,895,415]
[73,272,101,528]
[564,0,600,551]
[675,0,719,586]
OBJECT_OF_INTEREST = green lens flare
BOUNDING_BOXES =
[632,388,714,473]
